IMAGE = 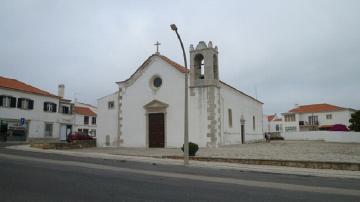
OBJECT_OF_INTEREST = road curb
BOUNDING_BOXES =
[163,156,360,171]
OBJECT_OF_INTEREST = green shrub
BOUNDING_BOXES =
[181,142,199,156]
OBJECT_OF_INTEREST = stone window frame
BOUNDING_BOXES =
[143,100,168,148]
[149,75,163,90]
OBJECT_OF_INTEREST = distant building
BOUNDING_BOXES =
[0,76,74,141]
[73,102,97,137]
[263,114,282,133]
[97,41,264,148]
[281,103,356,132]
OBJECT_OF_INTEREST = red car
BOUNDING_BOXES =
[66,132,94,142]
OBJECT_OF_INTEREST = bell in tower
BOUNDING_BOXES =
[189,41,219,87]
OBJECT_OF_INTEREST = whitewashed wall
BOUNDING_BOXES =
[97,92,119,147]
[120,56,185,147]
[282,131,360,143]
[219,83,263,145]
[297,110,353,126]
[0,88,73,140]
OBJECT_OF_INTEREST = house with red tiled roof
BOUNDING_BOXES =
[281,103,356,132]
[0,76,74,141]
[73,102,97,137]
[263,114,283,133]
[97,41,264,148]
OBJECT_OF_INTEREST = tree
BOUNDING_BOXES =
[349,111,360,132]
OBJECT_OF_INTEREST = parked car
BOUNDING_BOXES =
[66,132,94,142]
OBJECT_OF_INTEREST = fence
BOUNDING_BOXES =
[281,131,360,143]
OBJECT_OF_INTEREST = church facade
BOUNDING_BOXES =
[97,41,264,148]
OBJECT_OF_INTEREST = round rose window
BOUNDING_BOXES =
[153,77,162,88]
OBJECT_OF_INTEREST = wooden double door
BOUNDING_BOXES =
[148,113,165,148]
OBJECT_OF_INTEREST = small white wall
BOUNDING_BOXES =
[282,131,360,143]
[96,92,118,147]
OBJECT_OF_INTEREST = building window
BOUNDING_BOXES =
[276,124,280,131]
[252,116,256,131]
[326,114,332,120]
[308,116,319,125]
[285,126,297,132]
[90,129,96,137]
[78,128,82,132]
[152,76,163,88]
[84,116,89,125]
[284,114,296,122]
[0,95,16,108]
[44,123,53,137]
[17,98,34,110]
[108,101,114,109]
[83,128,89,135]
[62,106,70,114]
[228,109,232,128]
[44,102,57,112]
[92,117,96,125]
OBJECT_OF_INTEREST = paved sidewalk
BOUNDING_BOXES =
[70,141,360,163]
[7,144,360,179]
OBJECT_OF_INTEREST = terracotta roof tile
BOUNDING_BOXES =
[73,106,96,116]
[289,103,345,113]
[0,76,58,98]
[267,115,276,121]
[157,54,188,73]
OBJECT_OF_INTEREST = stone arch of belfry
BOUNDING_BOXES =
[189,41,221,148]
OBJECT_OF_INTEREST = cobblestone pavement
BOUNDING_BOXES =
[72,141,360,163]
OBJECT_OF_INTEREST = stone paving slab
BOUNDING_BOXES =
[71,141,360,163]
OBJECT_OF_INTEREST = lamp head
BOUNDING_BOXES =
[170,24,177,31]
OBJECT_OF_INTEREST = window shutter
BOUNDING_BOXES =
[52,103,57,112]
[10,97,16,108]
[44,102,47,111]
[28,99,34,109]
[0,95,3,106]
[17,98,23,108]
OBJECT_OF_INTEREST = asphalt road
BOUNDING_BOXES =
[0,143,359,202]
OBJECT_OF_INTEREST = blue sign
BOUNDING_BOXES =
[20,118,25,126]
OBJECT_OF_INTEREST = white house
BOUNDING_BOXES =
[97,41,264,148]
[263,114,282,133]
[73,102,97,137]
[281,103,356,132]
[0,77,74,141]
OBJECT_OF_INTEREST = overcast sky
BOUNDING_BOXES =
[1,0,359,114]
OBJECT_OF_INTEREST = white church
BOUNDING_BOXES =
[97,41,264,148]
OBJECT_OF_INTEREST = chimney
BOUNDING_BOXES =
[58,84,65,98]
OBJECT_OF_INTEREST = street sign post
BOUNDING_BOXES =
[20,118,25,126]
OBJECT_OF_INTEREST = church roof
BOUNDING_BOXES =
[116,54,263,104]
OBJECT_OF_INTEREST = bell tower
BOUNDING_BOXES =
[189,41,221,148]
[189,41,219,87]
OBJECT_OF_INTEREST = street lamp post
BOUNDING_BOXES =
[170,24,189,165]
